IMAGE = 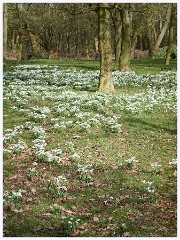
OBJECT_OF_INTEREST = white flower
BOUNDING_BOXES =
[150,162,162,168]
[71,152,80,160]
[12,191,22,197]
[32,162,38,166]
[169,159,177,165]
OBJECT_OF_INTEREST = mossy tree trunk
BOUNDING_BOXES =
[17,42,23,63]
[119,9,132,72]
[165,4,175,65]
[98,3,114,93]
[3,3,8,61]
[94,36,99,52]
[112,8,122,64]
[131,31,137,59]
[146,14,155,59]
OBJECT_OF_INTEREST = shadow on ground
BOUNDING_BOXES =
[124,117,177,135]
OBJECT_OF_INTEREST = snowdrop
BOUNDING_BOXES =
[77,164,94,182]
[4,189,27,203]
[48,175,68,198]
[150,162,162,168]
[7,140,27,154]
[168,159,177,165]
[141,180,156,193]
[71,152,80,160]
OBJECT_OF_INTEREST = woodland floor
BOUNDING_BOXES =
[3,59,177,237]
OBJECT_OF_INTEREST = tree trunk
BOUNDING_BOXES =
[94,37,99,52]
[154,5,172,50]
[165,6,174,65]
[131,31,137,59]
[3,3,8,61]
[146,15,155,59]
[119,9,132,72]
[75,21,81,59]
[98,3,114,93]
[112,9,122,63]
[17,42,23,63]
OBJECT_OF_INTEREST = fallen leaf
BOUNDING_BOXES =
[32,227,42,232]
[8,175,18,180]
[4,202,15,211]
[66,195,76,200]
[111,164,118,170]
[93,216,99,222]
[27,197,33,202]
[63,209,76,215]
[24,206,30,211]
[13,208,23,213]
[71,206,77,211]
[122,232,130,237]
[43,213,53,217]
[79,222,88,230]
[31,188,36,194]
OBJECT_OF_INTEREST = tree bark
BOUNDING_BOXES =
[119,9,132,72]
[146,14,155,59]
[165,6,174,65]
[112,9,122,64]
[154,5,172,50]
[98,3,114,93]
[94,37,98,52]
[3,3,8,61]
[131,31,137,59]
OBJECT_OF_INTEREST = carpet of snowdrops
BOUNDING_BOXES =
[3,64,177,237]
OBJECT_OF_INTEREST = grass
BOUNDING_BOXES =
[4,58,177,74]
[3,59,177,237]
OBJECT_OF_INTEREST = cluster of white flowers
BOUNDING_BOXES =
[141,180,156,193]
[28,112,47,122]
[3,189,26,203]
[3,65,176,203]
[32,126,46,137]
[61,216,81,236]
[71,152,80,161]
[105,116,122,133]
[77,164,94,182]
[28,166,38,178]
[4,139,27,155]
[32,137,62,164]
[150,162,162,168]
[4,66,176,142]
[26,120,63,164]
[3,125,24,143]
[48,175,68,197]
[124,157,139,164]
[168,159,177,165]
[4,65,176,91]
